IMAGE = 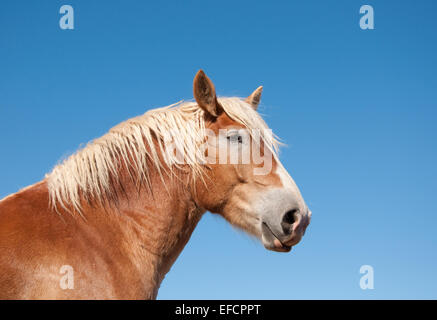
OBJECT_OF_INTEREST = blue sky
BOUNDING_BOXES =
[1,0,436,299]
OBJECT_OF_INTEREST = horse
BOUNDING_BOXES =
[0,70,311,299]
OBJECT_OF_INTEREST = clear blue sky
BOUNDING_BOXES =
[1,0,436,299]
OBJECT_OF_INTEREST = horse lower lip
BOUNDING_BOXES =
[274,239,284,248]
[262,222,292,251]
[274,239,292,250]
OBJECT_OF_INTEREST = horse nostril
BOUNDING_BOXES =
[284,209,298,224]
[281,208,299,234]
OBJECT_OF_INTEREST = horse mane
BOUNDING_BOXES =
[46,97,279,213]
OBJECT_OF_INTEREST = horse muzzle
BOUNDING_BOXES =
[261,208,311,252]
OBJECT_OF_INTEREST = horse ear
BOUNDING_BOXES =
[246,86,263,110]
[193,70,223,117]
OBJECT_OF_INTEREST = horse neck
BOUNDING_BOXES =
[77,167,205,298]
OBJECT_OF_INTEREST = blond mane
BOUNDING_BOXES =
[46,97,279,213]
